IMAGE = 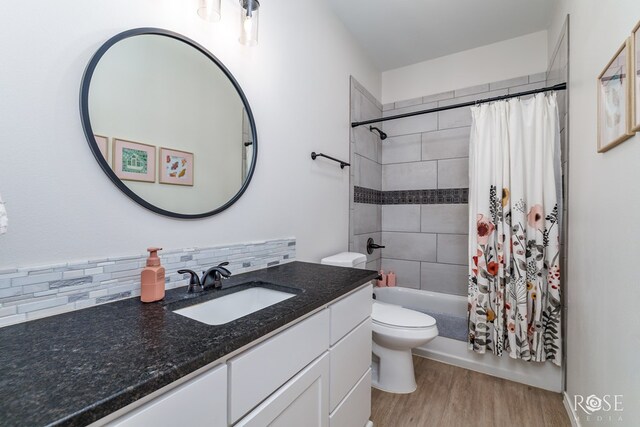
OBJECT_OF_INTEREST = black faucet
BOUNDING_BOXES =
[178,262,232,293]
[177,269,203,293]
[201,262,232,289]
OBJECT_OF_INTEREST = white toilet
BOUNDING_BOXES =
[321,252,438,394]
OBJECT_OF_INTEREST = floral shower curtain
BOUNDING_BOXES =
[468,93,562,366]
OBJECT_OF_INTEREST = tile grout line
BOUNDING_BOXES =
[383,158,469,166]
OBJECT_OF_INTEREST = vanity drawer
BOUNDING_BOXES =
[228,309,330,424]
[330,369,372,427]
[329,317,372,411]
[108,364,227,427]
[330,284,372,345]
[235,353,329,427]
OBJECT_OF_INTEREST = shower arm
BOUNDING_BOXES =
[369,126,387,140]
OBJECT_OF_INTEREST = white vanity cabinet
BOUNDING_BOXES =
[105,283,373,427]
[107,364,228,427]
[233,284,372,427]
[228,309,330,424]
[328,285,372,427]
[234,353,330,427]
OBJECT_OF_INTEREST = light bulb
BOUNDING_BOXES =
[198,0,221,23]
[243,16,254,35]
[239,0,259,46]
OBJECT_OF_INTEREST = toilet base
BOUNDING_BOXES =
[371,342,418,394]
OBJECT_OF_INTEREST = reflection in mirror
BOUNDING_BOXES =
[83,29,257,218]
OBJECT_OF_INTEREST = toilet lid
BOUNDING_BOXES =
[372,302,436,328]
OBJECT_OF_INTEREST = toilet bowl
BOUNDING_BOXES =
[371,301,438,393]
[320,252,439,394]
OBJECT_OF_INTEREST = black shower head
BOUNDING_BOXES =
[369,126,387,140]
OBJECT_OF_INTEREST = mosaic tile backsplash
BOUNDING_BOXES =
[0,238,296,327]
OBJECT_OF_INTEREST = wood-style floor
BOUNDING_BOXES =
[371,356,570,427]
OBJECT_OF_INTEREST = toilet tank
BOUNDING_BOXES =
[320,252,367,269]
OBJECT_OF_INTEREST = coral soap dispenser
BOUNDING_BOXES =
[141,247,165,303]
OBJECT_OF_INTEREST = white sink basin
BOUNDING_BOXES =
[173,287,296,325]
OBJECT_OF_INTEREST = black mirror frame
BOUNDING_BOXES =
[80,28,258,219]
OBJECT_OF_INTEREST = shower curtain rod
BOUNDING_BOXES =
[351,82,567,128]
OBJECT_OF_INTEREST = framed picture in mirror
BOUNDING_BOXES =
[94,135,109,163]
[632,21,640,132]
[112,138,156,182]
[159,148,194,186]
[597,38,634,153]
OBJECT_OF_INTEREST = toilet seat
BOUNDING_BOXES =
[372,301,436,329]
[371,301,439,393]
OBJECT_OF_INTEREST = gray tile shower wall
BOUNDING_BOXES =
[0,238,296,327]
[349,78,383,271]
[377,72,549,296]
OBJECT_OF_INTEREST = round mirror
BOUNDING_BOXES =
[80,28,257,219]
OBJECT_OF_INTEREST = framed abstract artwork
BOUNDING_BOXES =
[112,138,156,182]
[159,148,194,186]
[94,135,109,162]
[597,38,634,153]
[632,21,640,132]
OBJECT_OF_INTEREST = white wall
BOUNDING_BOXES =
[558,1,640,424]
[0,0,380,268]
[381,31,548,104]
[547,0,569,63]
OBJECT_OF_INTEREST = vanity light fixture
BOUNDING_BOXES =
[198,0,221,22]
[239,0,260,46]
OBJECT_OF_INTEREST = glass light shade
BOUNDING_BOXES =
[198,0,221,22]
[239,0,259,46]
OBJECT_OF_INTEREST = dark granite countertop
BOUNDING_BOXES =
[0,261,377,427]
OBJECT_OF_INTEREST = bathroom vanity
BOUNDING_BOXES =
[0,262,377,426]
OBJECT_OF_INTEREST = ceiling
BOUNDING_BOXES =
[327,0,556,71]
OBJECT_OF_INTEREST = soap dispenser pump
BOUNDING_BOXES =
[141,247,165,303]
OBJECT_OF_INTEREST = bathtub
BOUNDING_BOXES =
[373,287,563,392]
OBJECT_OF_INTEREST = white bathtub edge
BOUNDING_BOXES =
[413,336,563,393]
[376,287,563,393]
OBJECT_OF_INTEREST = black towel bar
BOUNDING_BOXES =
[311,152,350,169]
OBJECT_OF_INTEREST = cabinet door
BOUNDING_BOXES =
[330,369,372,427]
[235,353,329,427]
[109,364,227,427]
[228,309,330,423]
[329,318,372,411]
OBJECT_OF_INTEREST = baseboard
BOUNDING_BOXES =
[563,392,581,427]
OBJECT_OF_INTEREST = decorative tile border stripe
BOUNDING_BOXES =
[385,188,469,205]
[354,186,468,205]
[0,238,296,328]
[354,186,383,204]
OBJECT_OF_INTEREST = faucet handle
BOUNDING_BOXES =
[201,268,231,278]
[178,269,202,293]
[217,266,232,278]
[201,264,233,289]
